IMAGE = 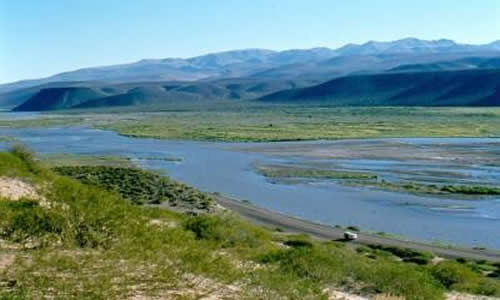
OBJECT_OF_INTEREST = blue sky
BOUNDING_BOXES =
[1,0,499,83]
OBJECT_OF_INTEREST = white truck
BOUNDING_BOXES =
[344,231,358,241]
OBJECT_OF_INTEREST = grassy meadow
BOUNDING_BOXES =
[1,147,500,299]
[101,105,500,142]
[1,105,499,142]
[39,154,134,168]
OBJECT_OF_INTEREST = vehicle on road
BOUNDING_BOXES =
[344,231,358,241]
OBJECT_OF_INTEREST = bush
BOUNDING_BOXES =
[53,166,214,209]
[430,261,500,296]
[346,226,360,232]
[183,214,224,241]
[9,145,35,164]
[183,214,270,248]
[257,243,444,299]
[368,245,434,265]
[0,200,64,243]
[9,145,41,174]
[284,239,313,248]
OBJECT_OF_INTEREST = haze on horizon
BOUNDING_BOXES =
[1,0,499,84]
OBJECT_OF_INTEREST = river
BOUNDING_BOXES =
[0,125,499,249]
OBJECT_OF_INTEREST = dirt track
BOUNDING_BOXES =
[215,194,500,262]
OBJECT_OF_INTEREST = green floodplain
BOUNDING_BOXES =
[1,105,499,198]
[256,164,500,196]
[1,147,500,299]
[1,105,500,142]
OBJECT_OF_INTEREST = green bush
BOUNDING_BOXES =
[0,200,64,243]
[9,144,42,175]
[368,245,434,265]
[183,214,271,248]
[441,185,500,195]
[430,261,500,296]
[53,166,214,209]
[284,239,314,248]
[346,226,360,232]
[258,243,444,299]
[9,144,35,165]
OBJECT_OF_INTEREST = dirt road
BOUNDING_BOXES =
[214,195,500,262]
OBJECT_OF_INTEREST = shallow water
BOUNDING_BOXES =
[0,126,499,249]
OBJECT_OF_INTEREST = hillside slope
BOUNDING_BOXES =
[12,79,317,111]
[259,69,500,106]
[2,38,500,94]
[387,57,500,73]
[12,87,109,111]
[1,147,500,299]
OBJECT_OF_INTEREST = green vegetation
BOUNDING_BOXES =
[364,245,435,265]
[346,226,361,232]
[40,153,134,168]
[1,147,500,299]
[257,164,377,180]
[441,185,500,195]
[139,156,183,162]
[100,106,500,142]
[356,180,500,196]
[257,164,500,196]
[0,136,18,143]
[53,166,214,210]
[0,116,86,128]
[3,106,499,142]
[430,261,500,296]
[455,259,500,279]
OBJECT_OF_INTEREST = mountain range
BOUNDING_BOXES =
[3,38,500,110]
[260,69,500,106]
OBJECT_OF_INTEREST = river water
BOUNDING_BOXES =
[0,125,499,249]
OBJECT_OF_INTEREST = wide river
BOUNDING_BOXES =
[1,125,499,249]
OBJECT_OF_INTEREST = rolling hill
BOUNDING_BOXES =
[259,69,500,106]
[2,38,500,95]
[3,38,500,110]
[12,78,318,111]
[387,57,500,73]
[12,87,109,111]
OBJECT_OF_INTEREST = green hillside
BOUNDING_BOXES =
[1,147,500,299]
[260,69,500,106]
[12,87,107,111]
[11,79,315,111]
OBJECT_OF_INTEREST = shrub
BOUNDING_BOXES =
[284,239,313,248]
[53,166,214,209]
[9,145,41,174]
[257,243,444,299]
[183,214,224,241]
[347,226,360,232]
[403,256,431,265]
[0,200,64,243]
[9,145,35,164]
[183,214,270,248]
[430,261,500,296]
[368,245,434,264]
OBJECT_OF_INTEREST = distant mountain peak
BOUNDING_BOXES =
[2,38,500,95]
[488,40,500,48]
[335,38,480,56]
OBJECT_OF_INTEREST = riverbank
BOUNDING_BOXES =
[2,150,499,299]
[0,126,499,249]
[213,194,500,262]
